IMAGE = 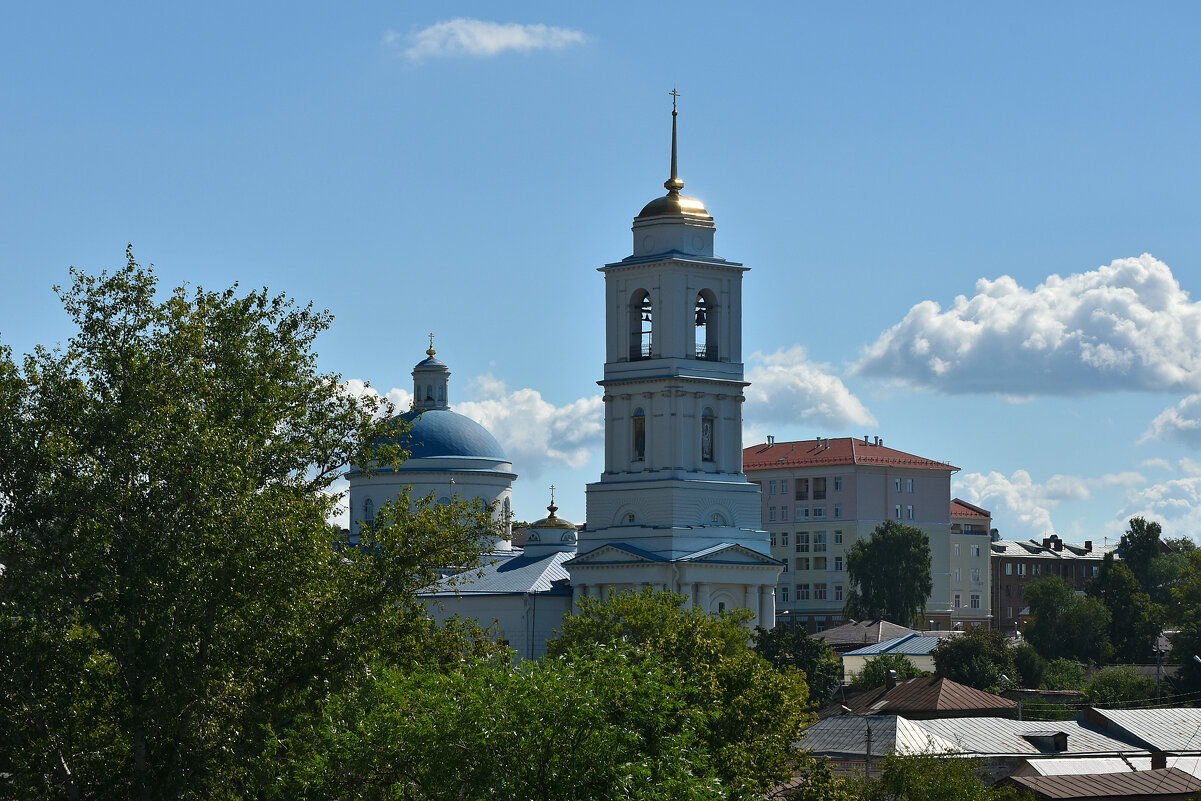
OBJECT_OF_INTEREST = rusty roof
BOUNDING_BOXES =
[848,676,1016,716]
[1003,767,1201,799]
[743,436,959,472]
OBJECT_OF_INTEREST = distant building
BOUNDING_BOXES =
[950,499,993,630]
[743,436,959,632]
[990,534,1118,634]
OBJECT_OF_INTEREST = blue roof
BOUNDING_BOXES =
[843,633,945,657]
[387,408,507,461]
[425,550,574,596]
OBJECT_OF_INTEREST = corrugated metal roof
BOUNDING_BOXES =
[425,550,574,596]
[1005,767,1201,799]
[913,718,1142,756]
[851,676,1016,715]
[1089,708,1201,752]
[800,715,959,757]
[990,539,1119,561]
[815,619,920,649]
[1016,757,1143,777]
[843,633,943,657]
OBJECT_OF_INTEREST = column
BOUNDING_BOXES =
[760,584,775,631]
[697,582,711,613]
[744,584,759,628]
[572,583,587,614]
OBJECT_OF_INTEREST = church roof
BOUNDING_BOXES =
[389,408,507,462]
[424,550,574,596]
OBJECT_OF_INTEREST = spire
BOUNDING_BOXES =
[665,88,684,195]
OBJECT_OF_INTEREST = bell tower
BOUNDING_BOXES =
[566,95,781,626]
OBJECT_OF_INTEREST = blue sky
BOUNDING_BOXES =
[3,3,1201,543]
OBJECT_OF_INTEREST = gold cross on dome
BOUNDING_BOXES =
[549,484,556,504]
[426,332,436,356]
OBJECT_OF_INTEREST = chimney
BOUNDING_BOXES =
[886,669,897,691]
[879,438,884,447]
[874,436,880,446]
[1153,752,1167,770]
[1054,540,1063,551]
[767,435,775,446]
[1042,538,1052,549]
[1084,540,1093,552]
[864,434,869,444]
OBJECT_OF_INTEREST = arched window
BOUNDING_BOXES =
[436,383,445,402]
[632,408,646,462]
[695,290,718,361]
[364,497,374,525]
[629,290,653,361]
[425,384,434,401]
[701,407,715,463]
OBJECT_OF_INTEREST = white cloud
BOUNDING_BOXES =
[853,255,1201,395]
[393,19,587,61]
[1143,394,1201,448]
[341,378,411,420]
[954,469,1145,540]
[1122,475,1201,542]
[744,346,877,431]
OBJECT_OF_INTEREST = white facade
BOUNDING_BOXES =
[566,106,781,626]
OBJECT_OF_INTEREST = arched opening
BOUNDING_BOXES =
[436,383,445,402]
[632,407,646,462]
[694,290,718,361]
[364,497,374,525]
[701,407,715,463]
[425,383,434,401]
[628,290,653,361]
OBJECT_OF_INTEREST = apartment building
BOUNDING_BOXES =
[990,534,1117,634]
[949,499,993,630]
[744,436,960,633]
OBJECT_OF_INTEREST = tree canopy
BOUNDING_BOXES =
[931,627,1014,692]
[754,622,842,706]
[844,520,933,628]
[1119,516,1163,593]
[0,253,500,800]
[1086,553,1164,663]
[1024,577,1112,665]
[849,652,929,692]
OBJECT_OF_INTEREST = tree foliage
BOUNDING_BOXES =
[1086,553,1164,663]
[1084,666,1157,706]
[859,752,1018,801]
[849,653,930,692]
[549,590,815,798]
[1010,642,1047,689]
[754,622,842,706]
[1024,577,1113,665]
[932,628,1015,692]
[844,520,933,628]
[1119,516,1163,593]
[0,253,500,800]
[1040,659,1086,691]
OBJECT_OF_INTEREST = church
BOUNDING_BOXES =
[348,102,782,658]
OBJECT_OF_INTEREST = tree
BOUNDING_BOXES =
[548,590,815,798]
[755,622,842,705]
[849,652,929,692]
[1119,516,1163,593]
[1086,553,1164,663]
[0,254,499,800]
[1024,577,1113,664]
[1168,549,1201,692]
[932,628,1014,692]
[1040,659,1086,691]
[1010,642,1047,689]
[844,520,933,628]
[860,752,1016,801]
[1084,666,1156,706]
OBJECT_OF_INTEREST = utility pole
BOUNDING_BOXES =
[865,722,873,777]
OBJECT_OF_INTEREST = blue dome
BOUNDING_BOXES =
[387,408,507,461]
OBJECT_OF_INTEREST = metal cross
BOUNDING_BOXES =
[669,87,680,112]
[549,484,556,504]
[428,332,435,350]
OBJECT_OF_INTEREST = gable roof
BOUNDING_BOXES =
[743,437,958,472]
[424,550,574,596]
[843,633,944,657]
[845,676,1016,717]
[913,717,1141,756]
[1084,707,1201,752]
[951,498,991,519]
[800,714,958,757]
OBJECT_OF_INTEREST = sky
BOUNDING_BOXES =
[3,2,1201,543]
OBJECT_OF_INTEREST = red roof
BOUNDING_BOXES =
[951,498,991,519]
[743,437,958,472]
[844,676,1016,717]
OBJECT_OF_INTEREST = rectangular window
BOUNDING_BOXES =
[971,544,981,558]
[971,567,980,582]
[815,621,825,632]
[769,507,776,522]
[781,586,790,603]
[796,478,809,501]
[798,506,809,519]
[834,531,843,544]
[796,534,809,553]
[782,560,789,573]
[954,543,960,557]
[895,505,902,520]
[834,556,843,571]
[1032,564,1040,576]
[834,476,842,492]
[797,584,810,600]
[1005,562,1012,575]
[780,479,789,494]
[813,556,827,571]
[906,504,914,520]
[1005,585,1011,597]
[813,531,827,552]
[1092,566,1099,578]
[814,583,828,600]
[971,593,981,609]
[1007,606,1013,618]
[813,477,827,500]
[813,506,826,518]
[769,480,777,495]
[954,567,961,582]
[1018,564,1026,576]
[954,593,961,608]
[907,478,914,493]
[895,477,902,492]
[770,535,776,548]
[796,557,809,571]
[781,532,789,546]
[833,503,842,518]
[835,584,844,602]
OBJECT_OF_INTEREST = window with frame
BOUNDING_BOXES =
[1032,564,1040,576]
[954,593,961,608]
[813,477,827,500]
[971,594,981,609]
[954,543,960,557]
[769,480,777,495]
[1005,562,1012,575]
[814,583,828,600]
[813,506,826,518]
[781,560,788,573]
[834,584,844,602]
[954,567,961,582]
[632,408,646,461]
[768,507,776,522]
[834,476,843,492]
[1018,564,1026,576]
[796,534,809,552]
[781,586,790,603]
[813,556,827,571]
[364,497,374,525]
[780,479,789,494]
[781,506,789,521]
[781,532,790,546]
[895,477,902,492]
[797,506,809,519]
[907,478,914,493]
[971,544,981,557]
[834,555,843,571]
[797,584,810,600]
[906,504,914,520]
[813,532,827,552]
[770,535,776,548]
[700,408,715,462]
[796,557,810,571]
[833,503,841,518]
[971,567,980,582]
[895,505,902,519]
[795,478,809,501]
[834,530,843,544]
[1092,566,1099,578]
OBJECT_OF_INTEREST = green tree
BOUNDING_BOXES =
[1011,642,1047,689]
[0,254,499,800]
[844,520,933,628]
[1084,666,1156,706]
[1024,577,1113,664]
[1040,659,1086,691]
[549,590,814,798]
[1119,516,1163,592]
[755,622,842,706]
[1168,549,1201,692]
[849,653,930,692]
[932,628,1015,692]
[860,752,1017,801]
[1086,553,1164,663]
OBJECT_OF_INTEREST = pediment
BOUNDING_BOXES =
[564,542,665,567]
[679,543,781,566]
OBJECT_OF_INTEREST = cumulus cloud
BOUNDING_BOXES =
[954,469,1145,540]
[853,255,1201,395]
[455,375,603,479]
[392,18,587,61]
[744,346,877,431]
[1143,394,1201,448]
[1122,474,1201,541]
[341,378,412,419]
